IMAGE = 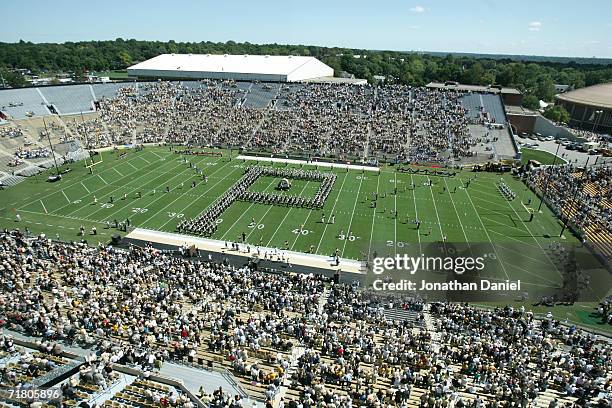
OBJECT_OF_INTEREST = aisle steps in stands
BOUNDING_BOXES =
[383,308,423,326]
[0,173,25,187]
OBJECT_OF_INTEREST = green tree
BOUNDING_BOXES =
[543,105,570,124]
[0,68,27,88]
[117,51,133,67]
[535,76,556,101]
[522,94,540,110]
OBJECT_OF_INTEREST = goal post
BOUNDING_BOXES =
[84,150,103,168]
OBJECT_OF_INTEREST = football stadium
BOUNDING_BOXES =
[1,17,612,407]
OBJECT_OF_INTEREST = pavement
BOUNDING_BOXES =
[515,137,612,167]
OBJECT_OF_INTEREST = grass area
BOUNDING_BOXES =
[94,70,129,79]
[1,146,609,330]
[520,148,567,165]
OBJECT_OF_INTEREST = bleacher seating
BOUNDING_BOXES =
[92,83,132,100]
[460,93,506,124]
[0,88,48,119]
[243,83,277,108]
[40,85,94,115]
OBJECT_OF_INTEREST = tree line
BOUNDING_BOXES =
[1,39,611,110]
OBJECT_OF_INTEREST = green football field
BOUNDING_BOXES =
[0,147,599,288]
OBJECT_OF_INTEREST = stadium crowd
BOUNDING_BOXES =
[0,229,610,407]
[65,80,478,164]
[526,164,612,247]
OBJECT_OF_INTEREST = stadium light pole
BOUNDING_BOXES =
[560,156,589,237]
[537,141,562,212]
[43,117,61,177]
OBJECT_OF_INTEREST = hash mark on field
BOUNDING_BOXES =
[98,175,108,185]
[40,200,48,214]
[113,168,124,177]
[80,182,91,194]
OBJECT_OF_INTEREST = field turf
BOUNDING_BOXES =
[0,147,603,290]
[520,148,567,165]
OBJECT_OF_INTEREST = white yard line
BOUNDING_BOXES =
[221,178,278,239]
[150,151,164,160]
[113,168,124,178]
[40,200,48,214]
[409,174,422,253]
[315,172,349,253]
[480,215,530,234]
[61,190,71,204]
[57,156,184,216]
[111,157,219,225]
[443,178,472,253]
[246,205,275,241]
[80,182,91,194]
[291,183,319,250]
[98,175,108,185]
[426,177,444,239]
[17,150,158,210]
[262,181,312,247]
[367,173,381,258]
[393,173,398,258]
[341,175,364,257]
[154,160,238,229]
[125,161,139,171]
[500,187,564,279]
[462,186,510,280]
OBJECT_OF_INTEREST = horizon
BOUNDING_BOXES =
[1,0,610,59]
[3,37,612,62]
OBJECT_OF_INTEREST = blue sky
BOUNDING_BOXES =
[1,0,610,58]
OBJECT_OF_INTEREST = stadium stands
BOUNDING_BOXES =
[0,87,48,119]
[243,83,279,108]
[40,84,95,115]
[460,93,507,124]
[1,230,609,408]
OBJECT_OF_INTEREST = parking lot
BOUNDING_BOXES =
[515,135,611,167]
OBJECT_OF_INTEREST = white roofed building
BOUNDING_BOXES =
[127,54,335,82]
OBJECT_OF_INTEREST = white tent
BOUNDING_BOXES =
[128,54,334,82]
